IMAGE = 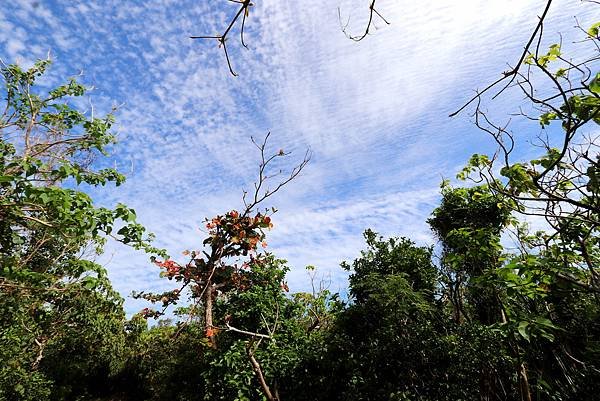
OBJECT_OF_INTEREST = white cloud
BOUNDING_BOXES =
[2,0,597,314]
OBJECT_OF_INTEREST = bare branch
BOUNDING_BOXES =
[450,0,553,117]
[190,0,254,76]
[339,0,390,42]
[225,322,272,339]
[246,340,279,401]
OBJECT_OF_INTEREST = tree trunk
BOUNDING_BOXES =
[518,362,532,401]
[204,284,216,348]
[247,344,279,401]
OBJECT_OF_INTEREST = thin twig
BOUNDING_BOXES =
[450,0,553,117]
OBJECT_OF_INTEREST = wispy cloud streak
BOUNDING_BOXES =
[1,0,597,313]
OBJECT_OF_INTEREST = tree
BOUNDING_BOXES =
[447,16,600,400]
[457,15,600,295]
[285,231,450,401]
[429,185,528,401]
[429,184,510,325]
[136,133,310,401]
[0,59,161,400]
[200,256,314,400]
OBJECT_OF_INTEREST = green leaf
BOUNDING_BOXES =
[537,44,561,67]
[82,276,98,290]
[517,321,530,342]
[539,112,557,127]
[588,21,600,37]
[589,72,600,95]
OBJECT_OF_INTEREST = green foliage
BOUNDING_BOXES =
[429,185,509,281]
[193,257,316,400]
[0,60,161,400]
[286,232,447,400]
[345,229,438,302]
[119,321,207,401]
[524,43,561,68]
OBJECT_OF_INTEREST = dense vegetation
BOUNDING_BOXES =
[2,10,600,401]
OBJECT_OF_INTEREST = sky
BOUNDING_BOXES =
[1,0,599,314]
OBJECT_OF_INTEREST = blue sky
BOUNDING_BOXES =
[2,0,598,314]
